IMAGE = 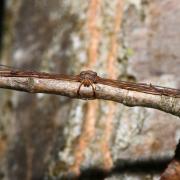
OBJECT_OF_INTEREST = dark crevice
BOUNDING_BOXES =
[175,139,180,161]
[0,0,5,54]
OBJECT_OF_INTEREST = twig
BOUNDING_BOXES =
[0,74,179,117]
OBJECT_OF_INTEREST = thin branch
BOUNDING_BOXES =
[0,75,179,117]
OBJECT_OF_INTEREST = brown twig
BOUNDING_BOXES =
[0,70,179,117]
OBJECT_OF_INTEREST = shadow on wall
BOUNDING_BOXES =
[59,156,172,180]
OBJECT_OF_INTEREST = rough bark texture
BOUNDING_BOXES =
[0,0,179,180]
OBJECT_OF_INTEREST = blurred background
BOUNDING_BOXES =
[0,0,180,180]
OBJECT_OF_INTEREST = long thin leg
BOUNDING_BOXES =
[88,79,96,98]
[77,80,96,98]
[149,83,164,95]
[77,80,84,97]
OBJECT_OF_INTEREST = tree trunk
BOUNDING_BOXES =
[0,0,180,180]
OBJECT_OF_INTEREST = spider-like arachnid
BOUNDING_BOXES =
[77,70,98,97]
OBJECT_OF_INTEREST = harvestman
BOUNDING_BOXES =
[77,70,98,97]
[0,65,179,98]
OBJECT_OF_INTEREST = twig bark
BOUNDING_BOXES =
[0,76,179,117]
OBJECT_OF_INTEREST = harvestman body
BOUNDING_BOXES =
[77,70,98,97]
